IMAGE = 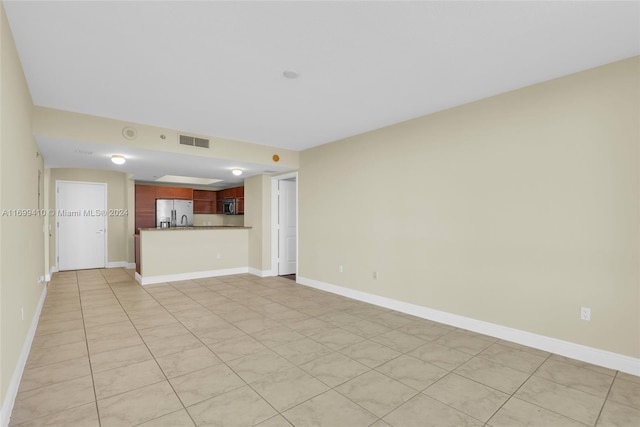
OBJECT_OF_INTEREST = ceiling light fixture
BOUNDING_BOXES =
[232,168,243,176]
[111,154,126,165]
[283,70,299,79]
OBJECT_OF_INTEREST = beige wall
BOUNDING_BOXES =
[299,57,640,358]
[0,1,46,406]
[244,175,272,272]
[48,168,133,269]
[140,229,248,277]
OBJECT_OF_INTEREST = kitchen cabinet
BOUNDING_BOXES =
[219,188,236,199]
[135,184,245,233]
[135,185,157,232]
[193,190,217,214]
[156,186,193,200]
[135,184,194,231]
[235,186,244,214]
[217,186,244,214]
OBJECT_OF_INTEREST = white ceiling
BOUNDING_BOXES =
[4,1,639,179]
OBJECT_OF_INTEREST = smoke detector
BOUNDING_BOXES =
[122,127,138,140]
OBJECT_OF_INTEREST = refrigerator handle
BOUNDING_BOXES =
[171,210,176,226]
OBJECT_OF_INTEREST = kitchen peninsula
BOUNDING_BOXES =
[135,226,251,285]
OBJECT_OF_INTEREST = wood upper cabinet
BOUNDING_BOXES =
[156,186,193,200]
[193,190,217,214]
[235,185,244,214]
[217,186,245,214]
[219,188,235,199]
[135,184,195,231]
[193,190,216,201]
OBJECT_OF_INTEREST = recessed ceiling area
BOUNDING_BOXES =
[4,1,640,155]
[37,136,290,187]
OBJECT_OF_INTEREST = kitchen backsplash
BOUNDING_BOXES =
[193,214,244,227]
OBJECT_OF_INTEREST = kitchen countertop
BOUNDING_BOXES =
[139,226,252,231]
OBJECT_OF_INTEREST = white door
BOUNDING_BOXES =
[57,181,107,271]
[278,180,297,275]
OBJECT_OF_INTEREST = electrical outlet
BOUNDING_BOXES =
[580,307,591,321]
[339,265,343,273]
[216,252,221,260]
[372,271,378,280]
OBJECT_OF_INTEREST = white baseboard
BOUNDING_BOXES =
[50,263,134,272]
[248,268,275,277]
[297,276,640,377]
[137,267,250,285]
[44,274,51,282]
[106,261,136,269]
[0,285,48,427]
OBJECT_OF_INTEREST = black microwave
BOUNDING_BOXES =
[222,198,235,215]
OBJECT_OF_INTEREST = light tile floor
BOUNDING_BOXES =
[9,268,640,427]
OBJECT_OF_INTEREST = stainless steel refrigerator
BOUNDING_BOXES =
[156,199,193,227]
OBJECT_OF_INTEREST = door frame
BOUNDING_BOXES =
[270,172,298,277]
[55,180,108,271]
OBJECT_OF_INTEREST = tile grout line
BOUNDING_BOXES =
[146,274,615,427]
[593,370,618,427]
[486,349,554,425]
[196,278,499,425]
[167,278,298,422]
[8,275,91,426]
[128,272,310,423]
[166,277,387,425]
[21,269,635,427]
[99,268,200,427]
[76,271,103,427]
[488,351,603,426]
[519,355,619,425]
[76,272,107,426]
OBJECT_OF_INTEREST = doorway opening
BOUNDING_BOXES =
[271,172,298,278]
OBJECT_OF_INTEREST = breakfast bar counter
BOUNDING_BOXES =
[135,226,251,285]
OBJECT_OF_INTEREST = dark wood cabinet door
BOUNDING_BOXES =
[135,185,156,212]
[194,200,213,214]
[236,197,244,214]
[193,190,216,201]
[219,188,234,199]
[135,211,156,231]
[193,190,217,213]
[156,186,193,200]
[135,185,157,232]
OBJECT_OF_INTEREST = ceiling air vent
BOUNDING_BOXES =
[179,134,210,149]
